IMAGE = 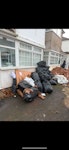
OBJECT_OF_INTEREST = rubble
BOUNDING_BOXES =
[1,62,64,101]
[0,88,14,99]
[64,98,69,109]
[51,67,69,80]
[15,62,56,102]
[15,69,31,85]
[53,75,68,84]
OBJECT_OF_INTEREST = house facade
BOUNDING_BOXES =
[44,29,66,70]
[62,37,69,68]
[0,29,45,89]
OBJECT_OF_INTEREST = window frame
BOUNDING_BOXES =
[0,36,16,68]
[19,42,43,67]
[0,38,43,69]
[43,50,65,66]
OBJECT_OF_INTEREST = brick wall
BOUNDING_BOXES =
[45,31,62,52]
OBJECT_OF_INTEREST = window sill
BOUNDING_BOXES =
[0,66,36,70]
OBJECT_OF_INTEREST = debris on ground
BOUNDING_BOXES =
[55,111,59,114]
[62,86,69,108]
[31,72,43,92]
[23,87,38,102]
[0,88,14,99]
[43,113,46,117]
[53,75,68,84]
[2,62,69,101]
[17,89,23,98]
[64,98,69,109]
[15,69,31,85]
[51,67,69,80]
[62,87,69,98]
[16,61,57,102]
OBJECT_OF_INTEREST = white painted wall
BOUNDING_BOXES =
[63,29,69,38]
[62,40,69,52]
[16,29,45,47]
[0,29,45,89]
[52,29,62,38]
[0,68,35,89]
[0,70,14,89]
[46,29,62,38]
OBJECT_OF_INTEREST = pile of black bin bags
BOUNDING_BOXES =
[18,61,57,102]
[31,61,57,94]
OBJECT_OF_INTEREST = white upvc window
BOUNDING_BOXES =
[43,51,49,65]
[0,36,15,67]
[43,50,61,65]
[33,46,42,66]
[59,54,66,65]
[1,47,15,67]
[19,50,32,66]
[19,42,43,67]
[50,51,59,65]
[6,38,15,42]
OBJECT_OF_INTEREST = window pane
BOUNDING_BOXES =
[50,56,55,64]
[51,52,56,56]
[0,37,15,47]
[44,51,49,55]
[19,44,42,67]
[19,50,32,66]
[1,47,15,67]
[33,46,41,52]
[33,53,41,66]
[20,43,32,50]
[55,53,59,56]
[54,57,58,64]
[50,56,58,64]
[43,56,48,65]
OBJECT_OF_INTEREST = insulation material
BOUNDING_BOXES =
[15,69,31,85]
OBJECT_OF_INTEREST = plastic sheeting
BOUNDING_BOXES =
[10,71,16,79]
[24,77,35,87]
[54,75,69,84]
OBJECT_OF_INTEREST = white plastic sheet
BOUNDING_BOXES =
[54,75,68,84]
[24,77,35,87]
[10,71,16,79]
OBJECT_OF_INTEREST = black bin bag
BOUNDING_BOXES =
[31,72,40,81]
[50,79,57,85]
[37,61,46,67]
[23,87,38,102]
[42,81,53,93]
[35,80,43,92]
[31,72,43,92]
[18,80,32,92]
